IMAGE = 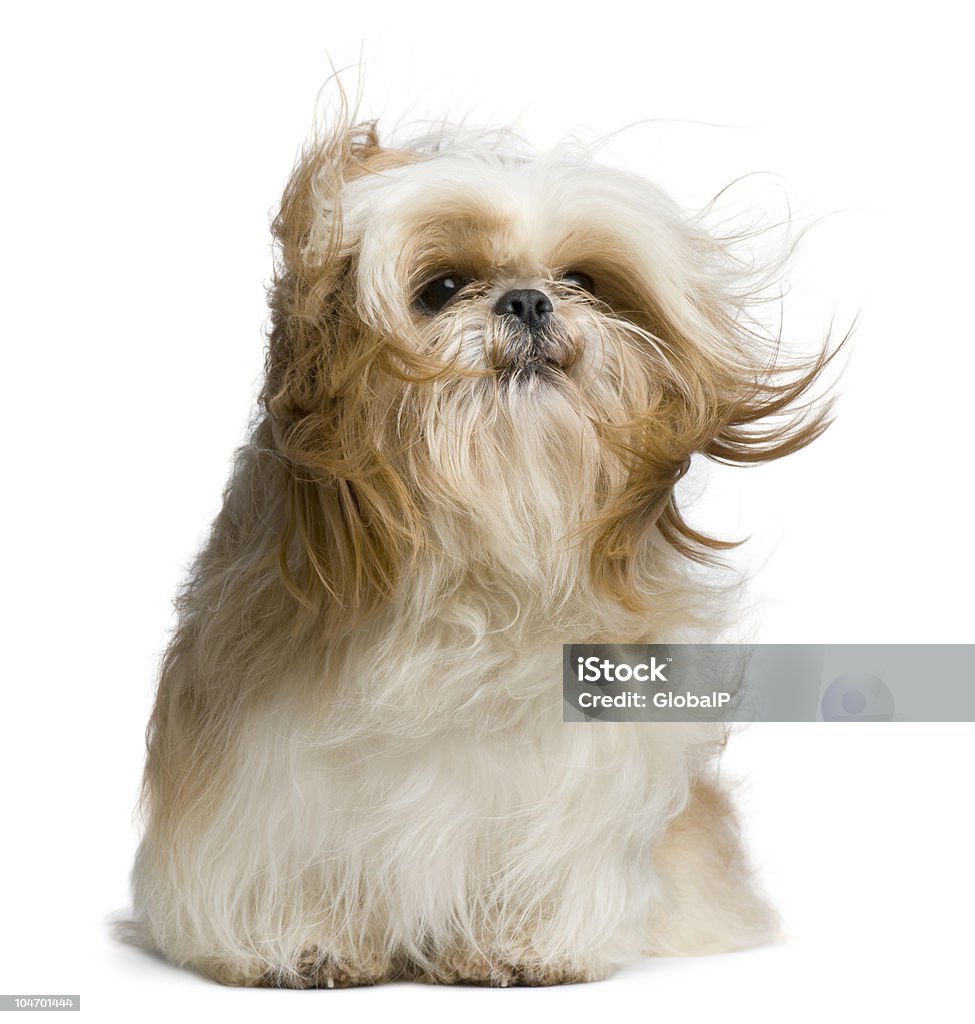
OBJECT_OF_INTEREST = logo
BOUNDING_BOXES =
[575,655,670,684]
[820,673,895,721]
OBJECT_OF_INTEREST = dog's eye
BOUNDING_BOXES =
[416,274,472,314]
[561,271,595,294]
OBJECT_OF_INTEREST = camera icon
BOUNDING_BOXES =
[820,673,895,721]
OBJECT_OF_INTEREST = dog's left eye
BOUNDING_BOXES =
[560,271,595,294]
[416,274,473,314]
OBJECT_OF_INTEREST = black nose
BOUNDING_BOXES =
[493,289,553,330]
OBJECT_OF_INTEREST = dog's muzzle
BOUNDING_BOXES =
[493,289,553,332]
[492,289,576,377]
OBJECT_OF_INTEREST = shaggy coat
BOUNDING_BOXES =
[131,117,837,987]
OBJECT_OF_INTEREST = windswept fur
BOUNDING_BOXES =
[131,110,841,987]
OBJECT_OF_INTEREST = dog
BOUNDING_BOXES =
[131,111,838,987]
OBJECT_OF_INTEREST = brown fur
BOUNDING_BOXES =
[133,108,842,988]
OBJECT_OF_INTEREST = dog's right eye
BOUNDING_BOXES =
[415,274,472,314]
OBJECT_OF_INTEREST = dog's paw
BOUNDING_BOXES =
[197,948,393,988]
[271,948,394,988]
[500,961,610,987]
[415,949,611,987]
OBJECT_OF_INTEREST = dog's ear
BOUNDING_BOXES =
[260,122,426,614]
[263,120,388,421]
[587,244,846,613]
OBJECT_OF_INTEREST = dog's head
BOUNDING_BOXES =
[261,121,838,612]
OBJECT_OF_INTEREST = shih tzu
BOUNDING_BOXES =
[131,110,838,987]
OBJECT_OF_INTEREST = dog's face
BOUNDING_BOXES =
[304,132,745,428]
[342,143,709,387]
[262,123,833,611]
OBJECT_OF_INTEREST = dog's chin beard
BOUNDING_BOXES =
[497,356,564,389]
[493,326,575,389]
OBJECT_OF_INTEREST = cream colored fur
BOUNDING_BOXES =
[129,117,836,987]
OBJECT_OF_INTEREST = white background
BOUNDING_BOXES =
[2,2,973,1021]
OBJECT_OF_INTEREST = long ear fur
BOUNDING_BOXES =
[588,229,850,612]
[261,117,429,613]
